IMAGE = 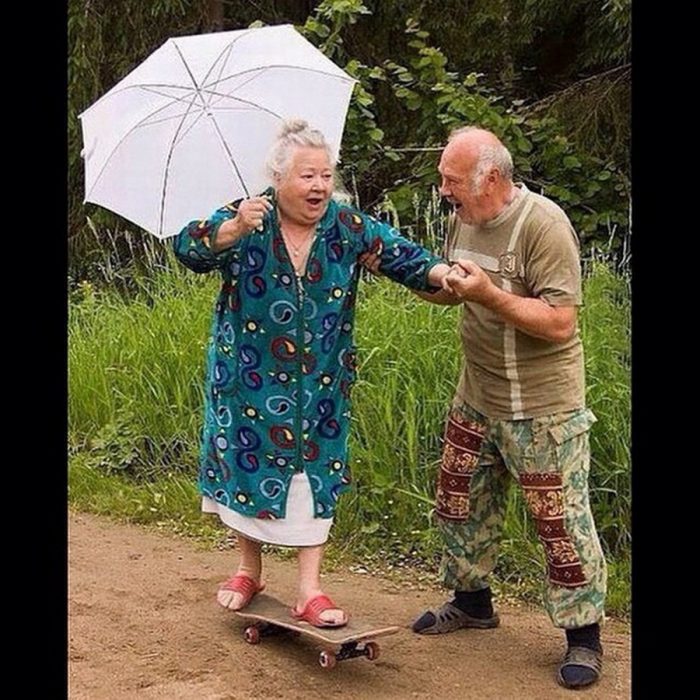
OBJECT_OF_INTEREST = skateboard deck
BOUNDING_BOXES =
[234,593,400,668]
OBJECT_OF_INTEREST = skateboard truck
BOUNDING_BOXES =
[323,640,380,666]
[243,624,381,668]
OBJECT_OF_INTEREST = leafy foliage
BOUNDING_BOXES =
[68,0,630,278]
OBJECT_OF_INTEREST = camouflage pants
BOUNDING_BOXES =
[435,401,607,629]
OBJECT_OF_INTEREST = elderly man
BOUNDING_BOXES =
[374,126,607,689]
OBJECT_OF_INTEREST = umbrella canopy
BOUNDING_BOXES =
[79,24,357,239]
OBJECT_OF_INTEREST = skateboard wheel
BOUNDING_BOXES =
[319,650,337,669]
[244,625,261,644]
[364,642,380,661]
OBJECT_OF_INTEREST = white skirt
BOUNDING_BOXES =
[202,472,334,547]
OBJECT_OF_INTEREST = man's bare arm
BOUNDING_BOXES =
[444,259,576,343]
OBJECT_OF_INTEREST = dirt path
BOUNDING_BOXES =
[69,511,630,699]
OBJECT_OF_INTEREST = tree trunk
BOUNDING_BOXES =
[205,0,224,31]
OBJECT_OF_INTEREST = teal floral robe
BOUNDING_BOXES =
[172,191,443,520]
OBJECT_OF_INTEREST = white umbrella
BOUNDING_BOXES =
[79,24,357,239]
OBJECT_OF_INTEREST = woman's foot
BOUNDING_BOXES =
[292,591,348,627]
[217,572,265,611]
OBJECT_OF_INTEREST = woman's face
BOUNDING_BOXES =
[275,146,334,227]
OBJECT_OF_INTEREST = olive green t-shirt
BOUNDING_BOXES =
[446,184,585,419]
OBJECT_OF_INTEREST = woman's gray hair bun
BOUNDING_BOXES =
[277,119,309,138]
[266,119,335,181]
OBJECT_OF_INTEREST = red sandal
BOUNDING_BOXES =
[291,594,348,628]
[218,573,265,610]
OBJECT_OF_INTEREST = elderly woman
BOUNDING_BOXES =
[173,120,450,627]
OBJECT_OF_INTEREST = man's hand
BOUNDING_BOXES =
[443,259,496,304]
[358,250,382,276]
[444,258,577,342]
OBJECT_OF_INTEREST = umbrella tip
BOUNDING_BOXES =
[81,141,97,161]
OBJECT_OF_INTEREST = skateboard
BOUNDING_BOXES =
[234,593,400,668]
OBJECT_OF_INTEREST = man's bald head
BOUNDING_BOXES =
[438,126,516,225]
[446,127,514,187]
[448,126,502,147]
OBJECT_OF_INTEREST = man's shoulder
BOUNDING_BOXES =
[520,190,579,250]
[523,189,572,229]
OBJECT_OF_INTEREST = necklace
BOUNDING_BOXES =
[281,227,315,258]
[285,236,307,257]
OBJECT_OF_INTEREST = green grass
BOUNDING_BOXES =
[68,251,631,617]
[68,451,221,543]
[68,266,213,451]
[580,258,631,555]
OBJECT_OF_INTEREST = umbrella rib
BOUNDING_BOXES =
[169,101,264,151]
[86,78,284,196]
[84,91,200,201]
[203,64,355,92]
[80,83,195,115]
[199,30,253,91]
[171,110,208,149]
[130,84,283,123]
[137,84,202,106]
[198,87,285,121]
[157,93,282,162]
[203,70,266,112]
[158,93,201,237]
[184,28,353,94]
[141,104,260,129]
[87,59,353,114]
[202,33,246,111]
[171,41,250,199]
[85,86,278,200]
[84,30,356,231]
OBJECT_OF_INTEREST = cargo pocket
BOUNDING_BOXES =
[546,408,597,479]
[547,408,597,447]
